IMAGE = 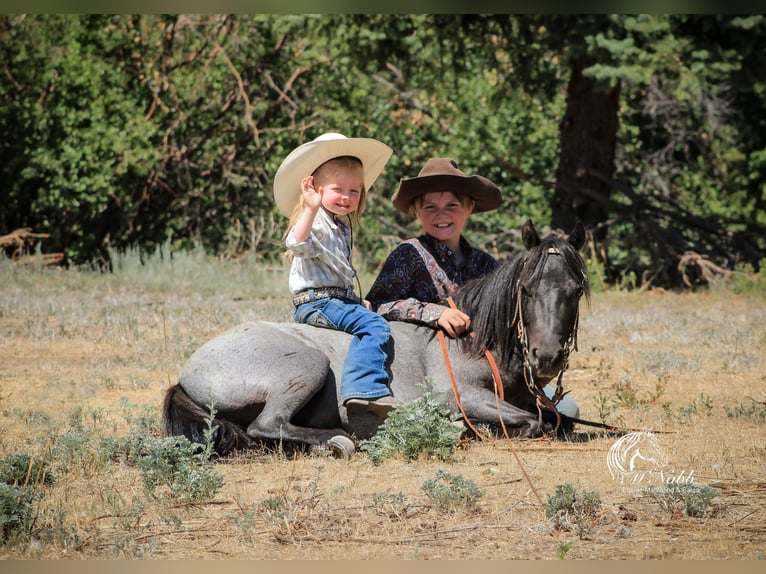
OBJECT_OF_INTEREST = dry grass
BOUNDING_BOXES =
[0,257,764,559]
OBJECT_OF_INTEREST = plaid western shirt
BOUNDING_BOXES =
[286,208,358,298]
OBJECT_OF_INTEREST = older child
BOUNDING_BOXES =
[274,132,401,417]
[366,158,502,338]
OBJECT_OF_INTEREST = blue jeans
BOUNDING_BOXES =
[294,297,393,403]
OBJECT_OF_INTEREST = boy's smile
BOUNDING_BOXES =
[417,191,474,250]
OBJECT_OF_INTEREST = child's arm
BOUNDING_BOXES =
[290,176,322,243]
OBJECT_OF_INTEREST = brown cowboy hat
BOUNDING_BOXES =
[391,158,502,214]
[273,132,393,218]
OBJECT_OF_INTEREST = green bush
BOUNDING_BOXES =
[135,436,223,503]
[0,484,35,544]
[359,385,463,464]
[546,483,602,539]
[643,482,721,518]
[0,453,55,486]
[421,470,483,512]
[731,261,766,298]
[723,398,766,421]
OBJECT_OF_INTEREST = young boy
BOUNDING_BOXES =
[366,156,581,419]
[365,157,502,337]
[274,132,402,417]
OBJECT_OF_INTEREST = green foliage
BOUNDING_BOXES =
[591,15,766,287]
[585,257,609,294]
[546,483,602,539]
[1,14,764,288]
[134,435,224,503]
[0,453,55,487]
[421,470,483,512]
[723,398,766,421]
[643,482,721,517]
[731,261,766,298]
[51,430,93,474]
[0,484,36,544]
[359,385,463,465]
[557,541,573,560]
[593,392,616,426]
[2,15,161,263]
[1,15,310,264]
[661,393,715,425]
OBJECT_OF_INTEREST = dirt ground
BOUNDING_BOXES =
[0,267,764,559]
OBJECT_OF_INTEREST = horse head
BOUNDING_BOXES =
[517,220,589,384]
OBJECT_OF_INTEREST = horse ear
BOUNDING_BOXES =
[568,220,586,250]
[522,219,540,249]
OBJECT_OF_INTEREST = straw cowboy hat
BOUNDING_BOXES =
[273,132,393,217]
[391,157,502,214]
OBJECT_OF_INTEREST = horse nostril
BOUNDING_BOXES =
[532,348,564,368]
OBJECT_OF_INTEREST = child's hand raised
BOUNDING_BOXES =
[301,176,323,210]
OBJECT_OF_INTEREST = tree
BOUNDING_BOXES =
[453,14,766,285]
[1,14,763,288]
[581,14,766,284]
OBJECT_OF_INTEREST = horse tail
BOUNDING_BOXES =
[162,384,251,457]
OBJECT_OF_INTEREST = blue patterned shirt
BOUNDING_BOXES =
[365,234,498,327]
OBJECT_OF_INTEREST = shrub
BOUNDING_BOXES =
[723,398,766,421]
[51,430,93,474]
[643,482,721,517]
[359,385,463,465]
[546,483,602,539]
[135,436,224,503]
[421,470,483,512]
[731,261,766,298]
[0,453,55,486]
[0,484,35,544]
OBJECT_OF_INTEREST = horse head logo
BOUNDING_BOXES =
[607,431,669,485]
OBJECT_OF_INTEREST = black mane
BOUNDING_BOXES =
[453,233,589,370]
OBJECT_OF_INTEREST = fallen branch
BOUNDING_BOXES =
[0,228,49,256]
[15,252,65,266]
[1,227,62,265]
[678,251,732,287]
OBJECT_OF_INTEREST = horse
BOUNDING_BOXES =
[162,220,590,457]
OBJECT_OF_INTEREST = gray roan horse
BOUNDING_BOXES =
[162,220,589,457]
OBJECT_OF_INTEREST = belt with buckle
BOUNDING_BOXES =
[292,287,353,307]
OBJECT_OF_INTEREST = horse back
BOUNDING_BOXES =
[177,320,436,408]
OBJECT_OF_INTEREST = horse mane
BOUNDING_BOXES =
[453,233,590,370]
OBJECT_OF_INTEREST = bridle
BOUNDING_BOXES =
[514,245,581,432]
[440,246,672,438]
[440,245,582,436]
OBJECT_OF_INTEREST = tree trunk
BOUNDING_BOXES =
[552,56,620,239]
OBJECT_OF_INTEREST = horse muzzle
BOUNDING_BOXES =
[527,347,565,381]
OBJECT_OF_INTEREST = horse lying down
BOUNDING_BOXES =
[163,220,589,457]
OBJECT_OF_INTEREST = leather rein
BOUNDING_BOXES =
[438,246,578,437]
[439,247,672,436]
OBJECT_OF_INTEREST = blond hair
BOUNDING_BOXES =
[282,156,366,258]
